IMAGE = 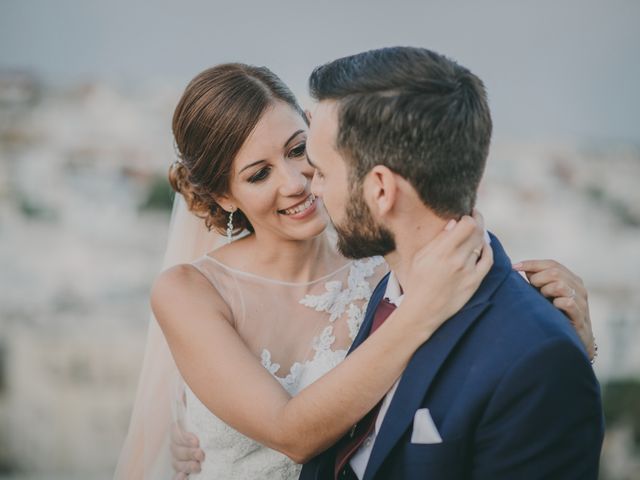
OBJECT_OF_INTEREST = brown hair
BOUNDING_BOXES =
[309,47,492,218]
[169,63,306,234]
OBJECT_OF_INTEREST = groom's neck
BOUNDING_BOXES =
[383,212,449,294]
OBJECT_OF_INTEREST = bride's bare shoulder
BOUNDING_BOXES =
[150,263,227,320]
[154,262,208,290]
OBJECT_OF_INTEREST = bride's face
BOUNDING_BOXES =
[223,101,329,241]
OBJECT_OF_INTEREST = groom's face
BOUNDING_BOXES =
[307,101,396,258]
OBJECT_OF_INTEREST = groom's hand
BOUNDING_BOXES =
[171,422,204,479]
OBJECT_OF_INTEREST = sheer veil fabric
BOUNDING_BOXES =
[114,194,226,479]
[115,194,388,479]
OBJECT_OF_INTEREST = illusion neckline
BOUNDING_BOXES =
[202,254,354,286]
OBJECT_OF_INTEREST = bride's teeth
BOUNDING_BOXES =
[282,195,314,215]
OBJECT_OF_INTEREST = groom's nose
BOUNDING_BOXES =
[310,171,323,198]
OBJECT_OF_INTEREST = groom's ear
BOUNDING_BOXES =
[364,165,398,218]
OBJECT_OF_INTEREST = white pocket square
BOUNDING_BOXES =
[411,408,443,444]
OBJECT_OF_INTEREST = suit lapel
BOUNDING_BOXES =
[348,272,390,355]
[363,234,511,480]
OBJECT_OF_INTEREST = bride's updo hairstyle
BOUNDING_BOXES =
[169,63,306,234]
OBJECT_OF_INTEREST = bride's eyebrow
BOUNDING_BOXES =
[239,159,266,174]
[239,130,306,175]
[284,129,305,147]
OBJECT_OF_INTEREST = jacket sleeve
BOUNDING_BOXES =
[472,337,604,480]
[298,444,338,480]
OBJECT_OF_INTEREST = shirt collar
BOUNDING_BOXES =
[384,271,404,306]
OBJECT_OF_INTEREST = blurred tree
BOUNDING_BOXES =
[139,175,174,212]
[603,379,640,449]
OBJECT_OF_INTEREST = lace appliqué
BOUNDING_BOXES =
[261,257,384,391]
[300,256,384,338]
[299,257,383,325]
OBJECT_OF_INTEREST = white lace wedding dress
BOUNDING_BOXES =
[181,253,387,479]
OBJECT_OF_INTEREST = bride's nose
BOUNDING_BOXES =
[279,164,308,196]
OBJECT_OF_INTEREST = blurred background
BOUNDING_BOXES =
[0,0,639,478]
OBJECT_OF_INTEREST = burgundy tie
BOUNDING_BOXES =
[334,298,397,479]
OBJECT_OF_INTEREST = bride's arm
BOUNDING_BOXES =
[153,217,491,464]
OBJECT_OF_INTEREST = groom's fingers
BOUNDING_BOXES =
[172,459,202,475]
[170,442,204,462]
[171,422,200,447]
[170,422,204,474]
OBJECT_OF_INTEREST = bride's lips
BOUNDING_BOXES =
[278,194,318,220]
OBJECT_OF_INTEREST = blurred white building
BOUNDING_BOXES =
[0,77,638,479]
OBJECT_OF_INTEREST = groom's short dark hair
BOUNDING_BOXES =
[309,47,492,218]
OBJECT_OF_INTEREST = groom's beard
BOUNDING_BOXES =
[333,185,396,259]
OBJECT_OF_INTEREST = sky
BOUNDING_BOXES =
[1,0,639,143]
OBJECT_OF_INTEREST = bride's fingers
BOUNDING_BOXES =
[552,296,591,349]
[513,259,567,275]
[525,267,573,290]
[471,208,486,232]
[529,271,587,309]
[475,241,493,277]
[412,216,475,266]
[441,215,481,250]
[439,218,484,271]
[540,281,576,300]
[514,260,585,289]
[464,240,492,282]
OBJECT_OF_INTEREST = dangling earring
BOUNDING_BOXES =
[226,209,235,244]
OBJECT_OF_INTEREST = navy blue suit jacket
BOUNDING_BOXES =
[300,234,604,480]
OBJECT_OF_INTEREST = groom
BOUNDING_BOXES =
[171,47,604,479]
[298,47,603,479]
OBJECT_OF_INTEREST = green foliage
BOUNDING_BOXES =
[17,194,56,220]
[140,175,174,212]
[603,378,640,449]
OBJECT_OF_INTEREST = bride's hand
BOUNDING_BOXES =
[401,211,493,334]
[512,259,595,360]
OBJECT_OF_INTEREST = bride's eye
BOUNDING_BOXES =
[288,142,306,158]
[248,167,271,183]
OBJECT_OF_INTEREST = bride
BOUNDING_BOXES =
[115,64,595,480]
